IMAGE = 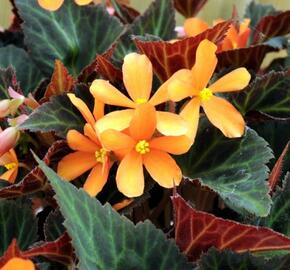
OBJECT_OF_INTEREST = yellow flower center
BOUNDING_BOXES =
[135,140,150,155]
[199,88,213,102]
[4,162,17,170]
[95,148,107,163]
[136,98,147,105]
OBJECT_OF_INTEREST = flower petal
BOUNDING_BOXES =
[83,163,109,197]
[57,151,96,181]
[38,0,64,11]
[209,68,251,93]
[150,135,192,154]
[191,39,217,90]
[67,94,95,127]
[180,97,201,142]
[184,17,209,37]
[129,103,156,141]
[93,99,104,120]
[202,95,245,138]
[90,79,135,108]
[143,150,182,188]
[100,129,135,154]
[156,111,188,136]
[0,152,13,165]
[75,0,92,5]
[84,123,100,145]
[0,168,17,183]
[95,109,134,134]
[123,53,152,102]
[116,150,144,197]
[167,69,197,102]
[67,130,99,153]
[2,257,35,270]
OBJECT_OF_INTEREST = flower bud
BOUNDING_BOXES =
[0,100,11,118]
[0,127,20,157]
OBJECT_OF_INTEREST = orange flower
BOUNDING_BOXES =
[38,0,129,11]
[90,53,188,137]
[184,18,251,51]
[1,257,34,270]
[100,103,191,197]
[167,39,251,141]
[57,94,109,196]
[0,149,18,183]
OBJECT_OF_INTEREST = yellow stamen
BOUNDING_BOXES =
[95,148,107,163]
[135,140,150,155]
[4,162,17,170]
[136,98,147,105]
[199,88,213,102]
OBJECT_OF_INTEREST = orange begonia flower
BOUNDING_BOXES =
[184,18,251,51]
[1,257,35,270]
[90,53,188,137]
[38,0,129,11]
[167,39,251,141]
[57,94,108,196]
[0,149,18,184]
[100,103,191,197]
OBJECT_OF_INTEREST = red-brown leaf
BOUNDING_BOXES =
[174,0,208,18]
[253,10,290,44]
[0,239,22,267]
[0,141,68,198]
[173,194,290,261]
[44,60,75,99]
[135,20,231,81]
[217,44,277,71]
[268,141,290,193]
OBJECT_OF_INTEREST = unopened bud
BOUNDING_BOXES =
[0,127,20,157]
[0,100,11,118]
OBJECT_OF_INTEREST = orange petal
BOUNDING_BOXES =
[67,94,95,127]
[0,152,13,165]
[150,135,192,154]
[57,151,96,181]
[67,130,99,153]
[37,0,64,11]
[123,53,152,102]
[149,79,170,106]
[95,109,134,134]
[143,150,182,188]
[129,103,156,141]
[83,163,109,197]
[75,0,92,5]
[100,129,135,154]
[0,168,17,183]
[209,68,251,93]
[184,17,209,37]
[116,150,144,197]
[156,111,188,136]
[93,99,104,120]
[180,97,201,142]
[167,69,197,102]
[2,257,35,270]
[202,95,245,138]
[84,123,100,145]
[90,79,135,108]
[191,39,217,90]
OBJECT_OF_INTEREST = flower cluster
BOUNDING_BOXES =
[58,39,250,198]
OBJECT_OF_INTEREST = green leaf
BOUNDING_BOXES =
[113,0,176,62]
[34,155,192,270]
[0,199,38,256]
[15,0,124,76]
[258,173,290,237]
[0,66,19,100]
[176,119,273,217]
[19,95,84,138]
[197,248,290,270]
[227,71,290,119]
[0,45,43,94]
[44,209,65,241]
[245,1,276,28]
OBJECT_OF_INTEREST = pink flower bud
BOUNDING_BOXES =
[8,114,29,126]
[0,127,20,157]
